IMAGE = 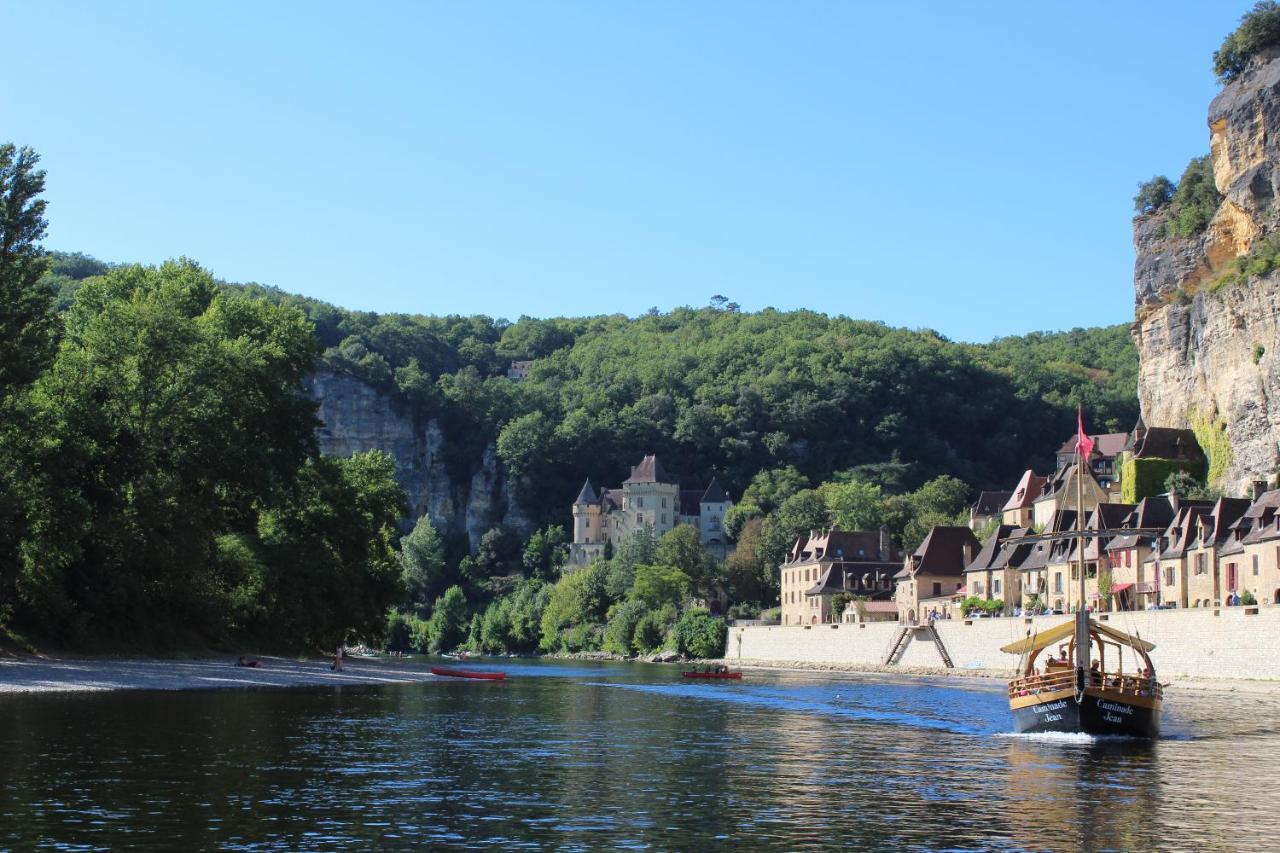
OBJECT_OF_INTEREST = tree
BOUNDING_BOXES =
[602,599,648,655]
[656,525,713,590]
[671,609,726,658]
[1215,1,1280,83]
[0,144,54,397]
[522,525,568,580]
[820,479,884,531]
[20,261,323,643]
[830,592,854,622]
[1133,176,1175,215]
[400,515,447,615]
[1166,156,1222,239]
[428,585,469,653]
[628,563,691,609]
[725,518,771,605]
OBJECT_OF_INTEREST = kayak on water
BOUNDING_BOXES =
[430,666,506,680]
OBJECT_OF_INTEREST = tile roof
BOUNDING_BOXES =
[965,524,1018,573]
[701,477,729,503]
[972,491,1013,516]
[900,526,980,578]
[1125,426,1205,463]
[623,454,671,485]
[1003,470,1047,512]
[573,479,598,506]
[1058,432,1130,458]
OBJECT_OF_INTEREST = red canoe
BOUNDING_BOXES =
[681,671,742,680]
[431,666,506,680]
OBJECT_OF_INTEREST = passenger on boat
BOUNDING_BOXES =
[236,655,262,668]
[1090,660,1102,686]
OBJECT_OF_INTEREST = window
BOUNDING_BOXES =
[1196,553,1207,575]
[709,517,720,531]
[932,582,942,597]
[1254,555,1260,576]
[638,497,644,508]
[1054,573,1063,593]
[661,513,667,524]
[1165,567,1175,586]
[636,513,644,525]
[1087,563,1097,579]
[993,579,1001,595]
[661,497,666,508]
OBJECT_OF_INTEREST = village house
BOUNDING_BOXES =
[1180,497,1251,608]
[894,526,979,623]
[1147,501,1217,609]
[1032,463,1110,529]
[1001,470,1046,528]
[1102,495,1178,610]
[1220,487,1280,604]
[1056,418,1205,503]
[1018,510,1076,612]
[963,523,1021,613]
[569,454,733,566]
[779,529,900,626]
[1056,431,1129,500]
[1053,503,1134,612]
[506,359,535,380]
[969,491,1012,531]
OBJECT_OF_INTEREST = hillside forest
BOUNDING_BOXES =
[2,143,1139,656]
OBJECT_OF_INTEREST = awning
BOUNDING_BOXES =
[1111,582,1134,593]
[999,617,1156,655]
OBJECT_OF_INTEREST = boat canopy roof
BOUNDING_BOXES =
[999,618,1156,655]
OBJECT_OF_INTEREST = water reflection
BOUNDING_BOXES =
[0,661,1271,849]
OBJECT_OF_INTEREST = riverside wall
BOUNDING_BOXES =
[731,606,1280,680]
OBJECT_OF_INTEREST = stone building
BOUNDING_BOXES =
[894,526,979,623]
[1221,489,1280,604]
[1102,496,1179,610]
[1032,463,1110,530]
[779,529,900,626]
[969,491,1012,531]
[1001,470,1046,528]
[568,454,733,566]
[964,524,1022,614]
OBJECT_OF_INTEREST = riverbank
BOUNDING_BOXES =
[0,655,441,694]
[725,657,1280,696]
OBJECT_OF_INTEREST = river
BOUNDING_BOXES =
[0,660,1272,850]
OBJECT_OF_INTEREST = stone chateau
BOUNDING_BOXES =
[569,454,733,566]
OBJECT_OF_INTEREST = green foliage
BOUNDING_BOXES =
[820,479,884,531]
[1097,569,1114,609]
[1207,232,1280,296]
[1191,409,1234,489]
[656,525,714,590]
[724,518,771,604]
[0,144,54,398]
[602,599,648,655]
[521,524,568,581]
[400,515,447,615]
[1242,589,1259,605]
[1164,469,1217,501]
[671,609,727,658]
[631,605,673,653]
[1133,176,1175,215]
[539,561,610,651]
[427,585,468,653]
[960,596,1003,615]
[386,609,431,653]
[629,563,691,610]
[1214,1,1280,83]
[1166,156,1222,239]
[830,592,854,622]
[1121,457,1204,503]
[1255,343,1267,364]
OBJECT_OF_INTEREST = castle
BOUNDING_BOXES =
[569,454,733,566]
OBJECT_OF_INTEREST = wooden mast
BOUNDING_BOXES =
[1075,408,1090,690]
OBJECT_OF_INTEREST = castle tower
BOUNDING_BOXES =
[572,478,601,545]
[699,476,731,558]
[621,455,679,538]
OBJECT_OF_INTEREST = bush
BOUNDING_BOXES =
[427,586,468,654]
[1134,176,1174,215]
[632,606,673,654]
[1215,1,1280,84]
[1242,590,1259,605]
[671,609,727,659]
[602,600,648,655]
[1166,156,1222,239]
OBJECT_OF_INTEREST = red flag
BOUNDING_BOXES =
[1077,407,1095,461]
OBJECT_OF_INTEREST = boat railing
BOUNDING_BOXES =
[1008,671,1163,701]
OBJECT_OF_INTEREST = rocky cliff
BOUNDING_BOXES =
[306,371,533,549]
[1134,50,1280,494]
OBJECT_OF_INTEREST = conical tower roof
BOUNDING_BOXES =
[623,454,670,485]
[701,476,728,503]
[574,478,599,505]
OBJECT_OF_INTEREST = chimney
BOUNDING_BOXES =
[1253,481,1269,501]
[879,525,891,561]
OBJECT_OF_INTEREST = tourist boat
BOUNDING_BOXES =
[1002,612,1161,737]
[681,670,742,680]
[1001,412,1162,738]
[430,666,506,680]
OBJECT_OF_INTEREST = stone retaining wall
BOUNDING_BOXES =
[731,606,1280,680]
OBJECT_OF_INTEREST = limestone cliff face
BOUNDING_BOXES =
[1134,52,1280,493]
[306,371,531,549]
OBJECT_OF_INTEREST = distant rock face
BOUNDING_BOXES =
[306,371,532,550]
[1134,52,1280,494]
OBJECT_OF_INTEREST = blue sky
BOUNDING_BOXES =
[5,2,1246,341]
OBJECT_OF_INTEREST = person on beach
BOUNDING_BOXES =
[332,644,344,672]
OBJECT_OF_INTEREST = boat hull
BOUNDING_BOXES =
[1010,688,1160,738]
[430,667,506,680]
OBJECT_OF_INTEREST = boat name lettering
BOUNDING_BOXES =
[1097,700,1134,715]
[1038,700,1068,713]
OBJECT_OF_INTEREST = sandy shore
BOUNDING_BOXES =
[0,655,443,694]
